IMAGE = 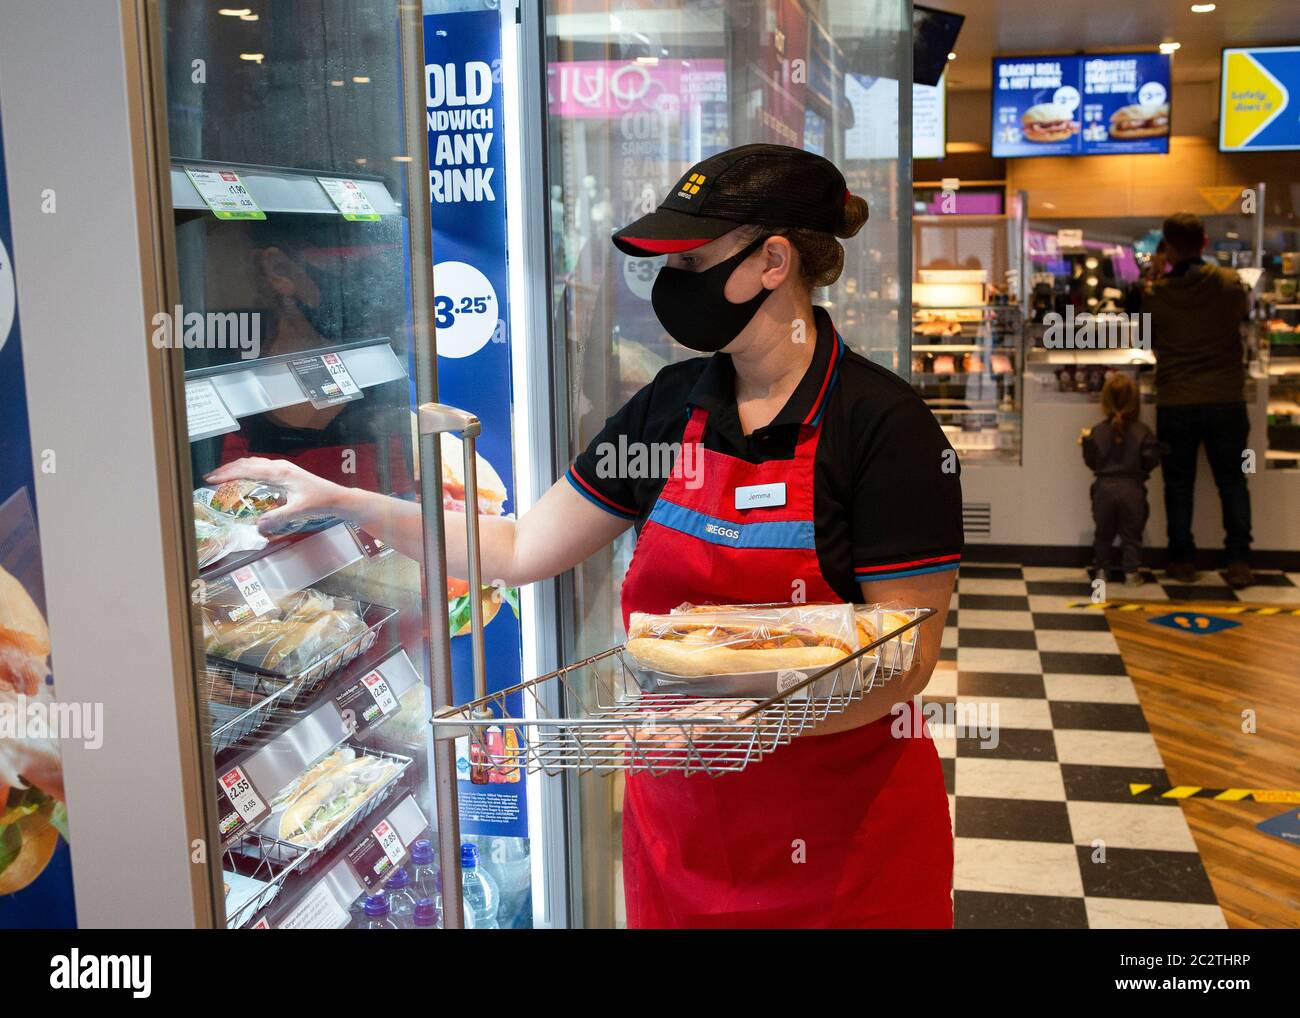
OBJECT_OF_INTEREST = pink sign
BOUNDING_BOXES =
[547,59,726,118]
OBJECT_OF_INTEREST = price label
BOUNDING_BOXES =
[231,566,277,619]
[347,523,389,559]
[361,671,399,716]
[317,176,381,221]
[344,816,407,889]
[217,765,269,842]
[288,353,364,409]
[334,668,400,736]
[250,917,271,929]
[184,168,266,221]
[372,819,405,867]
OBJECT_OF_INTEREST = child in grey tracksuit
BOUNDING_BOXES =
[1081,373,1162,582]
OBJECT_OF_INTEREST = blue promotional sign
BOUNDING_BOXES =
[425,9,526,839]
[1148,612,1241,636]
[1220,46,1300,152]
[0,101,77,928]
[1256,809,1300,847]
[992,52,1171,158]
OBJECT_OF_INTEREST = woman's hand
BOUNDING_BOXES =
[204,457,361,536]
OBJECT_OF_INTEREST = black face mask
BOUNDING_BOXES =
[650,235,773,352]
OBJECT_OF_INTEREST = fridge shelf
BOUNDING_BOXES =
[171,159,401,217]
[184,338,407,442]
[206,669,296,754]
[223,831,308,929]
[430,609,933,778]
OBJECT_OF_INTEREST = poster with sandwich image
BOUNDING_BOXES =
[992,52,1171,158]
[0,97,77,928]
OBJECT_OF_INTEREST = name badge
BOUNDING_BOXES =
[734,482,786,510]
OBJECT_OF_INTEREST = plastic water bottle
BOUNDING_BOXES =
[460,843,499,928]
[410,838,438,902]
[385,866,419,927]
[362,892,399,929]
[412,897,439,929]
[479,837,531,928]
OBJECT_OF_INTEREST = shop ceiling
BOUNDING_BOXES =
[938,0,1300,90]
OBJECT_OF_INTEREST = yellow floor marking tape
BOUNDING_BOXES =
[1129,783,1300,803]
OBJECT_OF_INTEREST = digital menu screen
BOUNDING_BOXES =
[991,52,1171,158]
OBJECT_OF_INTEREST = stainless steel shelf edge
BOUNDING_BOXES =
[171,162,401,216]
[184,339,406,427]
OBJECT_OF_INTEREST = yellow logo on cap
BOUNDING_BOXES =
[677,172,705,199]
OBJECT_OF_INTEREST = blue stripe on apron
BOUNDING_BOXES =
[648,499,815,550]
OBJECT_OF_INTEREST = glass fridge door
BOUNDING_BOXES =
[542,0,913,927]
[153,0,462,929]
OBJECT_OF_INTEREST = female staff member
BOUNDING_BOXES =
[210,144,962,928]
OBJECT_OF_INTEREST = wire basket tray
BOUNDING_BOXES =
[206,602,397,718]
[222,831,308,929]
[431,608,933,778]
[227,747,413,877]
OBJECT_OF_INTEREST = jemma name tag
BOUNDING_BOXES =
[734,481,787,510]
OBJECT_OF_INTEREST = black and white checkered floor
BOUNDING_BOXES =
[931,564,1300,929]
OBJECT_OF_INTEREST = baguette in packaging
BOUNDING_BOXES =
[855,604,920,674]
[626,602,859,678]
[201,587,373,677]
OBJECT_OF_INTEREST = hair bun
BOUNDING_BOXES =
[836,194,869,239]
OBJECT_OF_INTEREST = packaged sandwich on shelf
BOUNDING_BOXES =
[193,499,267,569]
[200,585,396,706]
[257,745,409,859]
[625,601,864,697]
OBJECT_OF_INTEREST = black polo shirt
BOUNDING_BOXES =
[565,307,963,602]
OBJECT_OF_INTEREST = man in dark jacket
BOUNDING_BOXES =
[1142,212,1253,587]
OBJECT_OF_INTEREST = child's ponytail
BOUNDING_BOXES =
[1100,373,1140,445]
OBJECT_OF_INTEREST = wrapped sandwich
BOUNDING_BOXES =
[626,602,860,678]
[194,501,233,568]
[855,604,920,674]
[274,750,399,847]
[202,587,373,678]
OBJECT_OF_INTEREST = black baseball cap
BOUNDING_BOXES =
[612,143,860,256]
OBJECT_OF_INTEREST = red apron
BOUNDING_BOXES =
[619,402,954,928]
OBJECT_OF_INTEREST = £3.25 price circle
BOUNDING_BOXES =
[433,260,499,358]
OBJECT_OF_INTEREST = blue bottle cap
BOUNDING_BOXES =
[413,897,438,926]
[411,838,434,865]
[387,866,410,889]
[363,892,390,917]
[461,842,478,868]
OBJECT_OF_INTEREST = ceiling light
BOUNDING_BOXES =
[239,52,263,63]
[329,80,344,87]
[392,155,413,163]
[218,8,252,15]
[947,52,956,61]
[239,13,259,20]
[1190,3,1216,12]
[353,76,370,83]
[1159,41,1181,54]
